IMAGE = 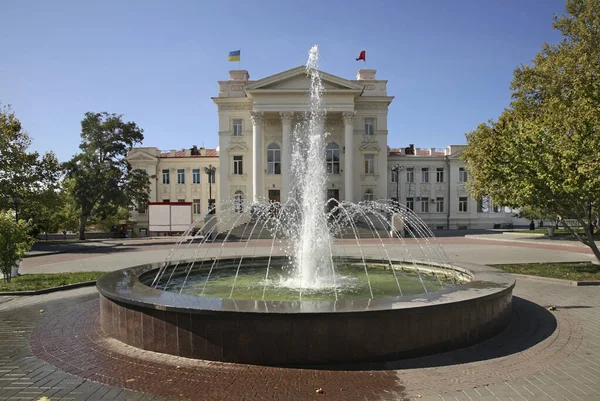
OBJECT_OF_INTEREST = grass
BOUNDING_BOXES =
[0,272,106,292]
[491,262,600,281]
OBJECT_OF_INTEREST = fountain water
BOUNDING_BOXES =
[97,45,515,366]
[290,45,334,289]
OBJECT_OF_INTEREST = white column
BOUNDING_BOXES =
[280,112,293,201]
[343,112,356,202]
[250,111,264,202]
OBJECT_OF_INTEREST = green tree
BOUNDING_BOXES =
[64,112,151,240]
[0,104,61,221]
[0,211,35,282]
[462,0,600,259]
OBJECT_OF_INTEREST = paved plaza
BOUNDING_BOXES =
[1,234,599,400]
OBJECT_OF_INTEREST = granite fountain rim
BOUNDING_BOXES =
[96,258,515,315]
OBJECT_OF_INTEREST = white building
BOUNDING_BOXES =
[127,66,519,235]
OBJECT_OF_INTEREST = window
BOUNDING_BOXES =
[421,197,429,213]
[137,203,146,214]
[162,169,170,184]
[234,191,244,213]
[178,199,185,203]
[267,143,281,174]
[364,118,374,136]
[493,204,500,213]
[208,170,216,184]
[459,167,468,182]
[364,188,374,201]
[233,119,242,136]
[459,196,468,212]
[177,169,185,184]
[436,168,444,183]
[421,168,429,183]
[391,169,398,183]
[406,168,414,183]
[233,156,243,175]
[436,197,444,213]
[326,143,340,174]
[406,197,414,211]
[192,169,200,184]
[162,199,170,203]
[364,154,375,174]
[193,199,201,215]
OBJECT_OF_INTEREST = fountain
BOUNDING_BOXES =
[97,46,514,366]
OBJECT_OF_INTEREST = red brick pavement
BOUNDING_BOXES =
[30,299,406,401]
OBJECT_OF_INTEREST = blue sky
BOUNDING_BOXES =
[1,0,565,162]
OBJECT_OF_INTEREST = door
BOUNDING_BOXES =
[268,190,281,216]
[326,189,340,215]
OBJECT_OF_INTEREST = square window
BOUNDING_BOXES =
[177,169,185,184]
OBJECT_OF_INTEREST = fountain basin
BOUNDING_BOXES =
[97,260,514,366]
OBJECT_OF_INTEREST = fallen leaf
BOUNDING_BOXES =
[166,379,172,382]
[548,305,557,311]
[125,378,136,383]
[37,397,51,401]
[39,309,45,313]
[316,388,324,394]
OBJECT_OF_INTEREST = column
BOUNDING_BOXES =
[280,112,293,201]
[343,111,356,202]
[250,111,264,202]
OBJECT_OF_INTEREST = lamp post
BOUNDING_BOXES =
[204,165,216,214]
[13,192,19,223]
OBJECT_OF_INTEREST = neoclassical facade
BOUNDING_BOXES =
[127,66,521,235]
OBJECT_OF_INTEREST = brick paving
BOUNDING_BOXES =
[1,237,600,400]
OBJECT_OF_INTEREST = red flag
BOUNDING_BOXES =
[356,50,366,62]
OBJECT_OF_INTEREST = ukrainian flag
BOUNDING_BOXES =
[228,50,241,62]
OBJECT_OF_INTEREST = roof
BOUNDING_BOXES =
[160,149,218,158]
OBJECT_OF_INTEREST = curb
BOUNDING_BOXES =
[464,235,591,249]
[0,281,97,296]
[512,273,600,287]
[25,243,124,258]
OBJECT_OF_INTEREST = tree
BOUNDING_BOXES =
[0,104,61,221]
[0,211,35,282]
[462,0,600,259]
[63,112,151,240]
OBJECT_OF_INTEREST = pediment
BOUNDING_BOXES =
[245,66,364,92]
[359,141,381,152]
[128,151,158,162]
[226,142,248,152]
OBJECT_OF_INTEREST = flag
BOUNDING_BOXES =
[228,50,241,62]
[356,50,366,62]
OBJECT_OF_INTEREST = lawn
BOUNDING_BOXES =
[491,262,600,281]
[0,272,106,292]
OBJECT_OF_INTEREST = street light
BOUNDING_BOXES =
[13,192,19,222]
[204,165,216,214]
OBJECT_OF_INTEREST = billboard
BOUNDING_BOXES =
[148,202,193,232]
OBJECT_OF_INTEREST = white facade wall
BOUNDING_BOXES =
[127,67,520,235]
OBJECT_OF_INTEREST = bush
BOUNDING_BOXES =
[0,211,36,282]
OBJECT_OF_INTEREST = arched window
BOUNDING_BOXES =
[267,143,281,174]
[234,191,244,213]
[364,188,374,201]
[326,142,340,174]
